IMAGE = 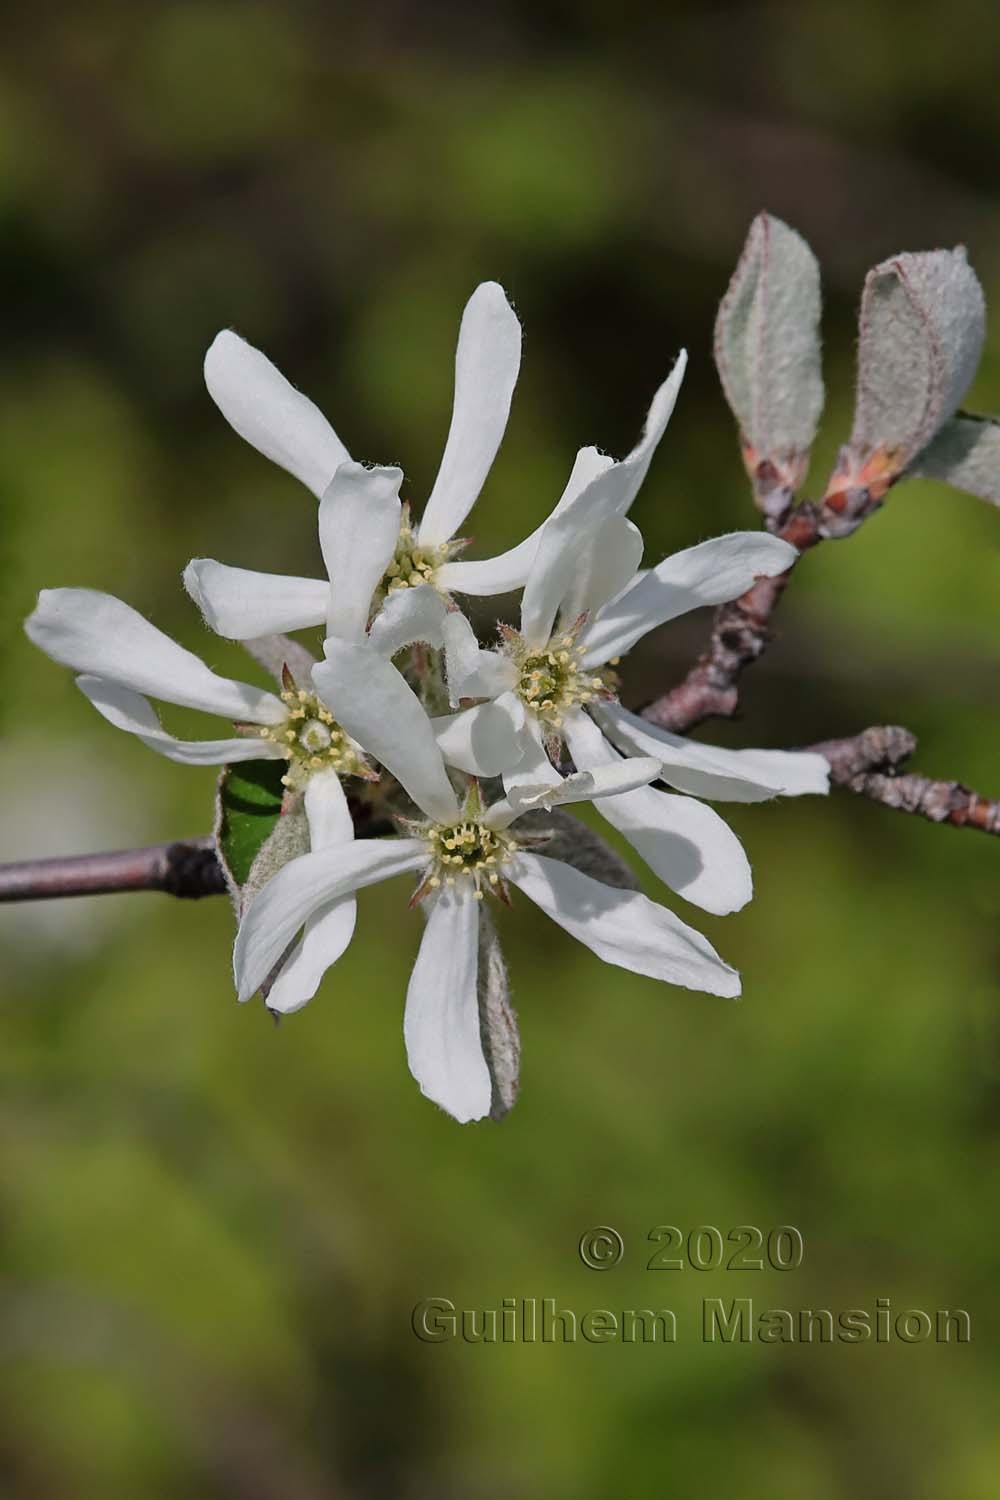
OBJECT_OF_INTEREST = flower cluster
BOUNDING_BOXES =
[25,282,829,1123]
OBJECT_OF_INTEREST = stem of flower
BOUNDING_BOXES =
[0,838,226,902]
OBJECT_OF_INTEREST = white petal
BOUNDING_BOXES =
[445,633,518,705]
[404,890,490,1123]
[184,560,328,640]
[501,714,562,793]
[558,514,644,623]
[416,283,522,548]
[26,589,284,723]
[368,587,448,658]
[510,852,739,997]
[312,640,460,823]
[616,351,688,512]
[522,355,689,634]
[234,837,426,1000]
[485,751,662,830]
[520,469,638,647]
[580,532,798,666]
[76,676,282,765]
[436,446,613,596]
[320,462,403,640]
[441,608,482,704]
[597,702,831,800]
[303,767,354,847]
[266,772,357,1015]
[432,693,527,777]
[204,330,350,499]
[564,711,752,915]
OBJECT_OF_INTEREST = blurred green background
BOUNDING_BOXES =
[2,2,999,1495]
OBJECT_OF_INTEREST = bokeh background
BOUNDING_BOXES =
[2,3,999,1495]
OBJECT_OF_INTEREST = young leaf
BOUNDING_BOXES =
[714,212,824,508]
[214,759,287,895]
[477,907,520,1121]
[241,799,310,914]
[838,249,985,493]
[910,412,1000,506]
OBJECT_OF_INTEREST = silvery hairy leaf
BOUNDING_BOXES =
[243,800,312,1003]
[477,906,520,1121]
[240,798,311,916]
[714,213,824,511]
[910,412,1000,506]
[827,248,985,523]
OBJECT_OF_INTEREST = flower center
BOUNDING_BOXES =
[259,688,367,790]
[425,818,518,899]
[378,505,469,599]
[511,633,615,728]
[382,513,449,594]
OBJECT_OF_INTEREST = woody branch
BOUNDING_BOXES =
[640,484,1000,838]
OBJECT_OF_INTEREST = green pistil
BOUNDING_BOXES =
[259,687,366,790]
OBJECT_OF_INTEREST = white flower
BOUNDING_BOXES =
[185,282,526,642]
[23,588,374,857]
[443,494,830,917]
[184,286,688,652]
[234,640,741,1123]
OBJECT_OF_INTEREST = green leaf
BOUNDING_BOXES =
[214,759,287,892]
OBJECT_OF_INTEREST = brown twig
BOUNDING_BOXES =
[0,837,226,902]
[638,470,1000,838]
[641,501,822,734]
[809,725,1000,836]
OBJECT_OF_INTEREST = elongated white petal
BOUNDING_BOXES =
[580,532,797,666]
[303,768,354,847]
[184,560,328,640]
[597,702,831,800]
[596,786,753,915]
[445,631,518,705]
[368,587,448,658]
[26,589,284,723]
[502,715,562,792]
[436,446,613,596]
[417,283,522,547]
[266,772,357,1015]
[558,514,644,624]
[616,352,688,511]
[320,463,403,640]
[205,330,350,499]
[313,641,460,823]
[525,354,690,632]
[435,351,683,598]
[510,852,739,996]
[234,838,426,1001]
[485,753,661,829]
[432,693,527,778]
[563,711,752,915]
[76,676,282,765]
[441,609,483,705]
[404,890,490,1122]
[520,470,639,647]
